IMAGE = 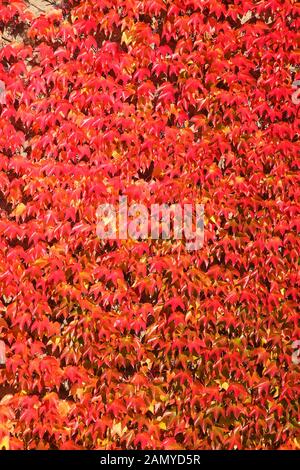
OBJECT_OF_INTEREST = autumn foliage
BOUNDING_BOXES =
[0,0,299,450]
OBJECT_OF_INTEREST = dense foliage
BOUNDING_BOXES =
[0,0,299,450]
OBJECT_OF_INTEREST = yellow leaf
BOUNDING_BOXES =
[148,402,154,413]
[221,382,229,391]
[0,436,9,450]
[121,31,132,46]
[159,394,168,402]
[15,203,26,217]
[112,422,127,437]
